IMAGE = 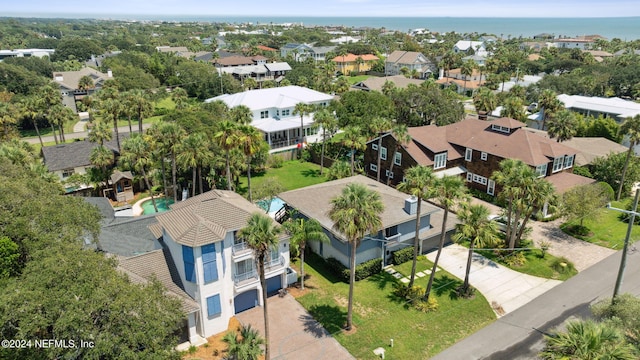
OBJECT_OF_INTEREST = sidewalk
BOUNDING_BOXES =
[426,244,561,316]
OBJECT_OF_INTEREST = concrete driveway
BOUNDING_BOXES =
[235,294,354,360]
[426,244,562,316]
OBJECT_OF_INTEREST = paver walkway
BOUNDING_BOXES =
[426,244,561,316]
[235,294,354,360]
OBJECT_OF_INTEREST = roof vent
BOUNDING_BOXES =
[404,196,418,215]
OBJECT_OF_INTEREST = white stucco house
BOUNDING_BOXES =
[205,86,335,153]
[453,40,488,57]
[136,190,292,343]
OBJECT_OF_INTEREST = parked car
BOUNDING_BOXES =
[488,214,508,233]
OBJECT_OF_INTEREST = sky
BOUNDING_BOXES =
[4,0,640,18]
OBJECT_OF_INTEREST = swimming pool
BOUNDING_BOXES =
[257,197,286,213]
[142,197,174,215]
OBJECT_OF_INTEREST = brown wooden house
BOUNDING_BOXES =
[106,170,134,203]
[364,117,593,200]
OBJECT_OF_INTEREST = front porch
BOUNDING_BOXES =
[263,128,322,153]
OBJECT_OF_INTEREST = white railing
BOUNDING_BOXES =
[270,139,299,149]
[234,270,258,284]
[232,242,250,255]
[265,255,285,271]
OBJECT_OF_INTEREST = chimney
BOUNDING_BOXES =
[107,70,113,78]
[404,196,418,215]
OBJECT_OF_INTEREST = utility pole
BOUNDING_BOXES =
[607,188,639,304]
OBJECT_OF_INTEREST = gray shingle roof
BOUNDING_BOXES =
[41,134,128,171]
[98,215,162,257]
[119,249,200,314]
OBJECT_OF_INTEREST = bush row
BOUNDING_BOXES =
[391,246,414,265]
[325,257,382,282]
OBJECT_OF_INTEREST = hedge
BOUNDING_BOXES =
[392,246,414,265]
[325,257,382,282]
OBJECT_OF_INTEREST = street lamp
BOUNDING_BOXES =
[605,188,639,303]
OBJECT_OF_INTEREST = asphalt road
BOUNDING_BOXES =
[432,247,640,360]
[23,123,153,145]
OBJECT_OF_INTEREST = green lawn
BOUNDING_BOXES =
[560,199,640,249]
[476,248,577,281]
[346,75,372,85]
[237,160,327,195]
[296,253,496,359]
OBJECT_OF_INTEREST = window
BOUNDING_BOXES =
[62,169,75,178]
[202,244,218,283]
[535,164,547,177]
[491,124,511,133]
[380,147,387,160]
[386,169,394,179]
[385,225,398,238]
[487,179,495,196]
[281,109,290,116]
[260,110,269,119]
[465,148,473,162]
[552,157,563,173]
[372,143,378,151]
[207,294,222,318]
[481,152,487,161]
[370,164,377,172]
[434,153,447,169]
[472,174,488,185]
[394,152,402,166]
[182,246,195,283]
[564,155,574,169]
[466,172,473,182]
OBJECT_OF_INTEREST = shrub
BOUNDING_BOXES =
[325,257,348,282]
[414,297,439,313]
[392,283,426,301]
[501,251,527,267]
[597,181,615,201]
[325,257,382,282]
[267,155,284,168]
[551,257,576,274]
[391,246,414,265]
[539,240,551,258]
[456,285,476,298]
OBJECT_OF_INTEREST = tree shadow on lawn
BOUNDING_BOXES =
[300,168,321,178]
[367,271,396,291]
[305,253,347,284]
[433,275,463,300]
[303,304,346,336]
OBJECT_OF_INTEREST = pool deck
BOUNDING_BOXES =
[131,196,165,216]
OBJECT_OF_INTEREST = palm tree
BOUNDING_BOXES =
[171,87,189,110]
[342,126,366,176]
[460,59,477,95]
[229,105,253,125]
[473,87,498,119]
[386,124,411,186]
[293,102,313,159]
[77,75,94,91]
[214,120,240,191]
[238,213,282,360]
[540,320,636,360]
[337,48,348,75]
[355,56,364,74]
[452,204,499,295]
[283,218,329,290]
[539,89,563,130]
[312,108,338,175]
[158,122,187,202]
[119,92,136,133]
[368,117,392,183]
[120,134,158,212]
[88,120,113,146]
[129,89,153,133]
[424,175,468,301]
[239,125,265,202]
[223,324,265,360]
[99,85,123,151]
[500,96,526,121]
[397,166,435,289]
[547,109,578,142]
[41,83,61,144]
[177,133,207,198]
[0,103,18,141]
[49,104,75,142]
[616,114,640,200]
[329,183,384,331]
[90,145,114,192]
[19,96,44,147]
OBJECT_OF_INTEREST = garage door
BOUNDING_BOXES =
[234,290,258,314]
[266,275,282,296]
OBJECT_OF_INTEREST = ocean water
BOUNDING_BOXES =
[9,14,640,40]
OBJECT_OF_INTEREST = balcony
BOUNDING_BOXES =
[265,255,286,273]
[234,270,258,288]
[232,242,252,258]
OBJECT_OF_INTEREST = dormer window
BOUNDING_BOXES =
[491,124,511,133]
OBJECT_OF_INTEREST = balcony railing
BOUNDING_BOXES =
[232,242,252,256]
[234,270,258,285]
[265,255,285,272]
[270,139,299,150]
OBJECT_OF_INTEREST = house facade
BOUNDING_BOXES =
[364,117,587,199]
[279,176,457,267]
[453,40,488,57]
[331,53,378,75]
[280,43,337,63]
[205,86,334,153]
[145,190,291,342]
[53,67,113,112]
[384,50,436,78]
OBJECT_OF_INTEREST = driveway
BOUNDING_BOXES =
[235,294,354,360]
[426,244,562,316]
[469,198,615,272]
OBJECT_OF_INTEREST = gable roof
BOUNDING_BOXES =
[352,75,424,92]
[119,249,200,314]
[110,170,133,183]
[550,137,628,166]
[41,134,127,171]
[386,50,429,65]
[155,190,270,247]
[545,172,596,194]
[53,67,112,90]
[98,215,162,257]
[454,40,485,51]
[279,175,443,241]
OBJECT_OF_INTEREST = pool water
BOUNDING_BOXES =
[257,197,286,213]
[142,197,174,215]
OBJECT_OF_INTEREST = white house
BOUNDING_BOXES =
[205,86,335,153]
[453,40,488,57]
[142,190,291,343]
[280,43,337,63]
[557,94,640,121]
